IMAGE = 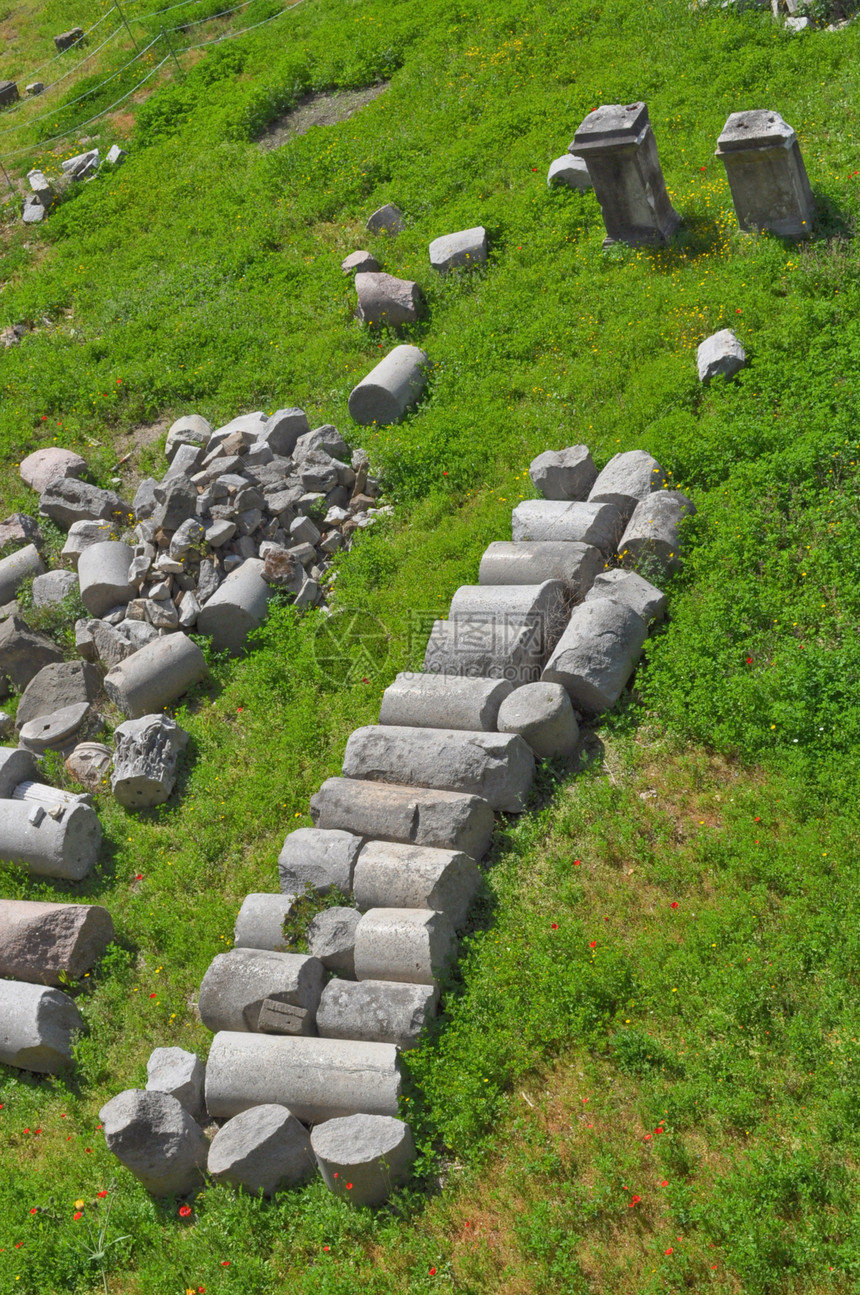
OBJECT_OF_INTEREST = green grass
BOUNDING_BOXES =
[2,0,860,1289]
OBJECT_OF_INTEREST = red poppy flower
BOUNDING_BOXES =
[179,1205,192,1217]
[670,901,678,909]
[629,1195,641,1207]
[74,1212,83,1221]
[97,1191,108,1198]
[551,923,558,930]
[134,874,143,881]
[589,941,597,948]
[429,1268,437,1276]
[746,657,753,664]
[149,993,157,998]
[661,1180,668,1187]
[346,1182,353,1190]
[323,1245,330,1252]
[29,1208,37,1215]
[665,1247,674,1255]
[573,859,581,866]
[221,1261,230,1267]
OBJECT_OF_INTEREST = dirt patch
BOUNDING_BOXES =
[114,416,168,486]
[257,82,389,151]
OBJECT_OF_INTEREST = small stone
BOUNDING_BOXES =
[529,446,598,500]
[178,590,201,628]
[168,517,205,559]
[0,513,43,551]
[165,415,212,460]
[26,81,44,96]
[306,907,362,977]
[257,999,312,1034]
[548,154,593,189]
[429,226,488,273]
[342,249,380,274]
[204,519,236,548]
[208,1105,316,1196]
[65,741,113,792]
[366,203,406,235]
[293,425,351,462]
[278,827,364,895]
[106,144,126,165]
[294,577,321,608]
[697,328,747,382]
[0,615,63,689]
[53,26,84,51]
[290,515,321,546]
[355,271,423,327]
[146,1047,205,1122]
[30,569,77,609]
[583,568,667,622]
[144,598,179,629]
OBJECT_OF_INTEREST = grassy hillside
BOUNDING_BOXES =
[2,0,860,1289]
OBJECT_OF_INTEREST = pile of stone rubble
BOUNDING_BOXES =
[94,445,694,1205]
[23,146,127,225]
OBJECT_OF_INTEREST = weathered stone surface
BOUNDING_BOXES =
[588,450,666,525]
[22,195,46,224]
[354,908,458,986]
[146,1047,205,1122]
[497,681,579,759]
[0,796,101,879]
[165,414,212,461]
[254,408,308,456]
[0,980,83,1072]
[257,999,312,1035]
[0,513,43,551]
[0,543,45,605]
[0,746,38,797]
[88,529,137,605]
[478,540,603,599]
[422,618,539,685]
[342,250,380,274]
[111,713,189,809]
[233,893,299,951]
[11,780,92,813]
[39,477,129,529]
[379,672,512,732]
[0,615,63,689]
[542,597,648,713]
[204,1033,402,1121]
[569,102,680,247]
[697,328,747,382]
[293,424,350,462]
[65,740,113,792]
[31,568,77,608]
[511,499,624,552]
[0,80,19,108]
[366,203,406,235]
[208,1104,316,1195]
[19,447,86,494]
[584,567,666,622]
[429,226,488,272]
[151,478,196,532]
[106,144,126,165]
[16,661,101,731]
[103,633,207,718]
[618,490,696,574]
[311,1113,415,1205]
[61,519,116,566]
[529,446,598,500]
[196,558,274,655]
[348,345,429,426]
[548,153,593,189]
[99,1089,208,1197]
[168,517,205,560]
[317,978,436,1050]
[62,148,99,180]
[342,724,535,813]
[0,899,114,985]
[355,271,423,327]
[197,948,325,1033]
[82,619,135,669]
[353,841,480,928]
[716,109,814,238]
[18,701,91,754]
[306,906,362,977]
[278,827,364,895]
[53,26,84,51]
[310,778,495,858]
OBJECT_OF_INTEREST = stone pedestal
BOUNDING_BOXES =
[716,110,814,238]
[569,102,680,248]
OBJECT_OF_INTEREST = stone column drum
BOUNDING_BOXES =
[569,102,680,247]
[716,110,814,238]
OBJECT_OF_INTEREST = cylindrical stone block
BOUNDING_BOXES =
[348,345,429,426]
[310,777,495,859]
[0,899,114,985]
[353,908,458,986]
[496,682,579,759]
[278,827,364,895]
[0,746,39,798]
[379,672,512,732]
[233,893,298,950]
[588,450,666,524]
[311,1114,415,1206]
[716,109,814,238]
[479,541,603,596]
[0,799,101,880]
[618,490,695,574]
[355,271,423,326]
[204,1032,402,1121]
[0,543,45,605]
[208,1104,316,1196]
[317,978,437,1049]
[583,568,666,622]
[103,633,207,718]
[197,948,325,1033]
[99,1089,208,1196]
[542,597,648,714]
[511,500,624,552]
[569,101,680,247]
[196,557,274,656]
[0,979,83,1072]
[77,541,135,618]
[342,724,534,813]
[353,840,481,928]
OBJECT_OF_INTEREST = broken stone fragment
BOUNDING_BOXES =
[111,713,189,809]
